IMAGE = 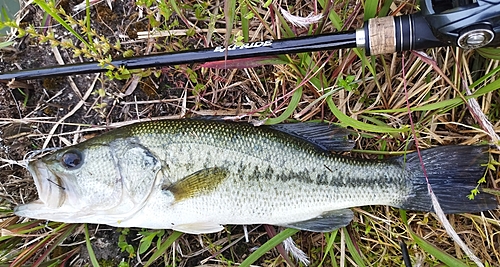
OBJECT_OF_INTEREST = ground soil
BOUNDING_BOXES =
[0,0,293,265]
[0,0,499,266]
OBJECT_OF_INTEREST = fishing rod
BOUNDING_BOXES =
[0,0,499,81]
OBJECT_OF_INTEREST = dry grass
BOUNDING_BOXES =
[0,0,499,266]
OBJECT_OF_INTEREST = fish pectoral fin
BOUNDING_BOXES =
[164,167,228,202]
[173,222,224,234]
[279,209,354,232]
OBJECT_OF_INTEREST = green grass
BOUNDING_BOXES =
[31,0,98,55]
[0,0,499,266]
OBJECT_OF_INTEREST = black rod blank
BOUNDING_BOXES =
[0,31,357,80]
[0,14,444,81]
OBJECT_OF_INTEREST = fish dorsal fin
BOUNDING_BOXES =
[279,209,354,232]
[165,167,228,201]
[173,222,224,234]
[268,123,354,152]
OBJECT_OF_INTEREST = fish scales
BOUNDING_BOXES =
[128,120,409,201]
[102,120,407,226]
[14,119,497,234]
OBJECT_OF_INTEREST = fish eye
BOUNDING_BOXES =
[61,150,83,169]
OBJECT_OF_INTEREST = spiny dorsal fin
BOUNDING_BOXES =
[268,123,354,152]
[279,209,354,232]
[165,167,228,202]
[184,118,354,152]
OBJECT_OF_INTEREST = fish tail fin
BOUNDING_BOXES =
[397,145,497,214]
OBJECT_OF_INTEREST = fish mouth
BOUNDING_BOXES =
[26,160,67,209]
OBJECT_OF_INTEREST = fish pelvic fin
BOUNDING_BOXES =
[165,167,228,202]
[279,209,353,232]
[397,145,498,214]
[173,222,224,234]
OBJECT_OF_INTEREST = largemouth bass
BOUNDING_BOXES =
[14,119,497,234]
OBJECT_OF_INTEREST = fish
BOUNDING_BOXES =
[14,119,498,234]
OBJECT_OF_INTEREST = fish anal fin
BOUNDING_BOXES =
[173,222,224,234]
[165,167,228,202]
[279,209,354,232]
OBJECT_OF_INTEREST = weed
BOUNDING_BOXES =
[0,0,499,266]
[118,228,136,258]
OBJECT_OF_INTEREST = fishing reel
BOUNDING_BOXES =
[422,0,500,49]
[359,0,500,54]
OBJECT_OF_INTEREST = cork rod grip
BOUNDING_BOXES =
[367,16,396,55]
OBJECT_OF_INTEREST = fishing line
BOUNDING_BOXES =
[23,147,60,166]
[400,54,431,189]
[401,53,484,267]
[241,46,340,121]
[47,178,66,190]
